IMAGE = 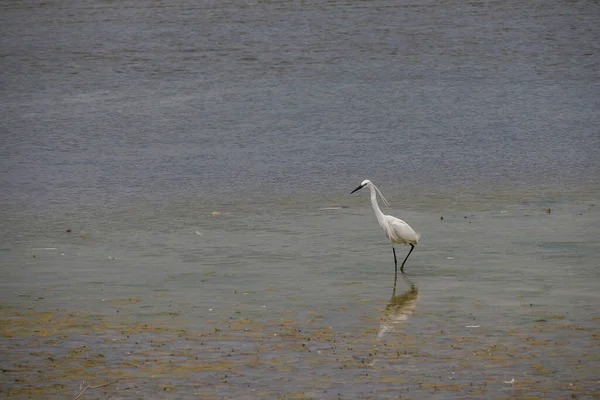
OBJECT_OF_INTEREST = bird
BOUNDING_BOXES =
[351,179,420,275]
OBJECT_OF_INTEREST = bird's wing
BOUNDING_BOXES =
[385,215,420,244]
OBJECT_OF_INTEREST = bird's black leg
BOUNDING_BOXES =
[392,247,399,289]
[400,244,415,273]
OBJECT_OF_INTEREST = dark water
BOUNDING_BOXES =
[2,0,599,205]
[1,0,599,398]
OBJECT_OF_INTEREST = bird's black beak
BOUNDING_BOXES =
[350,184,364,194]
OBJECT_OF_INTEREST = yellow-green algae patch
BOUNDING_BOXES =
[1,306,599,399]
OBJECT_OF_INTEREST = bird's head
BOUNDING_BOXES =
[350,179,390,207]
[350,179,371,194]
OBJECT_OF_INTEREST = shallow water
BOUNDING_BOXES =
[1,0,600,398]
[2,197,599,398]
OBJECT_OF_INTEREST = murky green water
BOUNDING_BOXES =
[2,193,599,398]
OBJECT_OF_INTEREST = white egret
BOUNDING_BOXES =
[351,179,420,274]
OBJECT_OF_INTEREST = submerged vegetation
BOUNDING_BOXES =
[1,295,598,399]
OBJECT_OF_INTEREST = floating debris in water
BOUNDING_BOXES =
[210,211,221,215]
[546,208,551,214]
[504,378,515,384]
[466,325,480,328]
[195,231,203,235]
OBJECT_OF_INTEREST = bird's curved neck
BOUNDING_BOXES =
[369,185,386,222]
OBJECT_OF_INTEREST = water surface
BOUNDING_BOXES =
[1,0,599,398]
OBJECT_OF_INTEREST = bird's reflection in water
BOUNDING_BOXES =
[355,275,419,367]
[377,274,419,339]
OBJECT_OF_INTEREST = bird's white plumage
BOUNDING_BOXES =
[351,179,420,272]
[384,215,420,245]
